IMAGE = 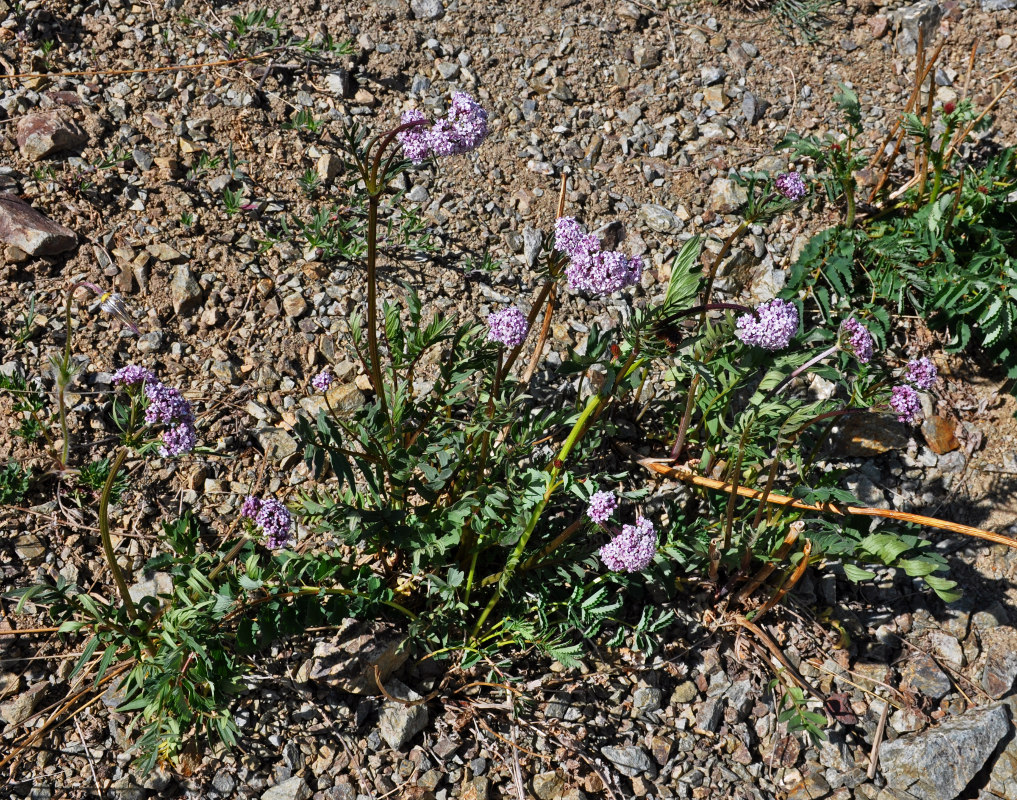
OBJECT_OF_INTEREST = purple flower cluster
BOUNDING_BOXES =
[397,92,489,165]
[735,299,799,350]
[487,306,529,347]
[775,171,808,201]
[905,357,938,390]
[586,490,617,525]
[889,384,922,424]
[599,517,657,573]
[554,217,642,295]
[240,496,293,550]
[841,318,875,364]
[312,368,334,393]
[112,365,156,387]
[143,381,197,457]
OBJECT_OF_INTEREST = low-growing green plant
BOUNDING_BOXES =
[285,108,324,135]
[0,460,32,505]
[297,166,321,197]
[222,186,244,215]
[780,78,1017,385]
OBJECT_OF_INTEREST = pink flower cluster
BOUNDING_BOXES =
[397,92,489,164]
[599,517,657,573]
[841,318,875,363]
[487,306,529,347]
[112,365,196,456]
[586,490,617,525]
[735,299,799,350]
[241,496,293,550]
[554,217,642,295]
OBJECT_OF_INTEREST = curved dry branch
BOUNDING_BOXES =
[622,445,1017,549]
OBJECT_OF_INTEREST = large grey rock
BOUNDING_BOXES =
[261,776,311,800]
[600,745,655,777]
[708,178,748,214]
[16,113,87,160]
[0,194,76,255]
[880,704,1010,800]
[981,0,1015,9]
[377,678,428,749]
[522,226,544,268]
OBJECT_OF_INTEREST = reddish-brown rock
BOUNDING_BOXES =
[922,415,961,455]
[15,112,87,160]
[0,194,77,256]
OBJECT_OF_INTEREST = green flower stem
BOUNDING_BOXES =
[208,536,249,583]
[365,195,388,420]
[469,357,645,642]
[843,177,856,228]
[99,448,137,621]
[761,343,840,404]
[700,221,750,310]
[56,288,77,468]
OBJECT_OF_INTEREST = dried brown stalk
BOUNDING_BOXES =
[623,445,1017,549]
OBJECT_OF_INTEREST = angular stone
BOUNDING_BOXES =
[305,620,407,694]
[601,745,654,777]
[893,1,943,57]
[708,178,747,214]
[261,776,311,800]
[16,113,87,160]
[377,678,428,749]
[879,704,1010,800]
[695,697,724,732]
[631,686,663,717]
[410,0,444,20]
[922,415,960,454]
[255,428,299,464]
[901,652,952,701]
[0,194,76,256]
[170,264,202,315]
[522,226,544,268]
[703,85,729,111]
[983,648,1017,699]
[638,203,681,233]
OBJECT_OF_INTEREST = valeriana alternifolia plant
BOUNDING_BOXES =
[101,366,198,618]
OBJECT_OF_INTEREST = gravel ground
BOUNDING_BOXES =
[3,0,1017,798]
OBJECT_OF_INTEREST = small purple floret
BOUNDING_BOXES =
[599,516,657,573]
[254,499,293,550]
[587,491,617,525]
[775,172,808,201]
[906,357,938,390]
[890,384,922,424]
[240,496,262,520]
[112,365,156,386]
[487,306,529,348]
[735,299,799,351]
[841,318,875,364]
[312,368,334,393]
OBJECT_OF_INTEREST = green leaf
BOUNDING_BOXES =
[842,563,876,582]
